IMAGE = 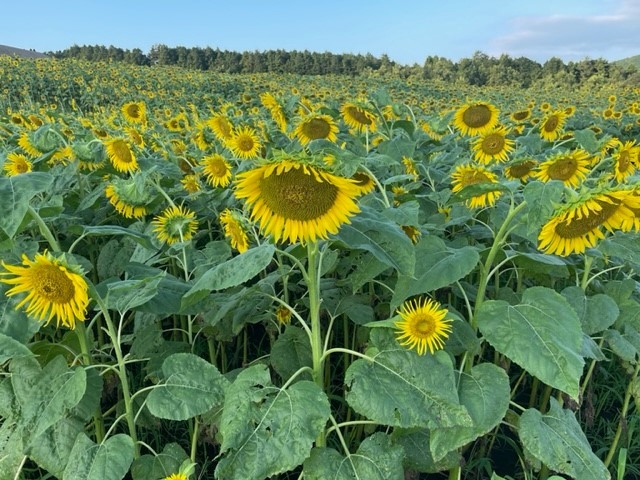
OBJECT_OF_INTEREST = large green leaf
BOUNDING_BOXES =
[270,326,313,382]
[103,273,164,312]
[131,443,189,480]
[182,243,275,309]
[391,235,479,310]
[79,224,155,250]
[63,433,134,480]
[0,332,34,363]
[599,233,640,267]
[0,172,53,237]
[477,286,584,399]
[522,180,565,233]
[304,433,405,480]
[345,329,472,429]
[215,364,330,480]
[146,353,229,421]
[392,429,461,473]
[429,363,510,461]
[27,417,85,478]
[335,206,415,276]
[561,286,619,335]
[519,398,610,480]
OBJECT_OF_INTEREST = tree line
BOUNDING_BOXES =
[50,45,640,87]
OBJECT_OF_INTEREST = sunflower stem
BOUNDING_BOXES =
[307,241,326,447]
[359,164,391,208]
[580,255,594,290]
[87,281,140,458]
[75,321,105,443]
[27,205,60,252]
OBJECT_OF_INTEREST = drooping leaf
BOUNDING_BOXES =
[519,398,610,480]
[27,417,85,478]
[477,286,584,399]
[0,332,34,363]
[561,286,619,335]
[0,172,53,238]
[392,429,461,473]
[63,433,134,480]
[270,326,313,383]
[103,273,164,312]
[131,442,189,480]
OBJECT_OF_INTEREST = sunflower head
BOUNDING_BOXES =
[613,141,638,183]
[228,126,262,159]
[104,175,153,219]
[234,157,361,244]
[471,125,514,164]
[207,114,234,141]
[341,102,377,133]
[201,154,232,188]
[395,297,452,355]
[104,138,138,173]
[3,152,32,176]
[122,101,146,123]
[504,159,537,182]
[451,164,502,208]
[1,251,89,329]
[275,305,292,325]
[539,110,567,141]
[219,209,250,253]
[510,109,531,123]
[294,114,339,145]
[535,149,591,188]
[453,102,500,137]
[152,205,199,245]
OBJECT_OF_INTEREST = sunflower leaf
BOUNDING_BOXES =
[0,172,53,238]
[63,433,134,480]
[303,433,405,480]
[561,286,619,335]
[345,329,472,429]
[519,398,610,480]
[391,429,461,473]
[0,332,34,364]
[477,286,584,399]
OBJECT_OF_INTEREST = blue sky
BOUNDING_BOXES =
[3,0,638,64]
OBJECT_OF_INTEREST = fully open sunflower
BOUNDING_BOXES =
[471,125,515,164]
[451,164,502,208]
[453,102,500,137]
[538,189,640,256]
[105,138,138,173]
[122,101,146,123]
[510,109,532,123]
[219,209,250,253]
[3,152,32,176]
[1,251,89,329]
[612,141,638,182]
[341,102,377,133]
[535,149,591,188]
[539,110,567,141]
[152,205,199,245]
[18,132,42,158]
[201,154,232,187]
[228,126,261,159]
[294,114,339,145]
[234,159,360,244]
[395,297,452,355]
[207,114,234,141]
[504,159,537,182]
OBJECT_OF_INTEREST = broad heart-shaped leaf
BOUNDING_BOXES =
[391,235,479,311]
[0,172,53,238]
[103,273,164,313]
[345,329,472,429]
[477,286,585,400]
[27,417,85,478]
[0,332,34,363]
[182,243,275,309]
[79,224,155,250]
[429,362,510,461]
[303,432,405,480]
[146,353,229,421]
[334,205,415,276]
[519,398,610,480]
[215,364,330,480]
[599,233,640,267]
[522,180,565,234]
[63,433,134,480]
[131,442,189,480]
[270,326,313,383]
[561,286,619,335]
[391,429,461,473]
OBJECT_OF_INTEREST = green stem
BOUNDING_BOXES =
[604,362,640,467]
[359,164,391,208]
[88,282,140,458]
[448,465,461,480]
[581,256,594,290]
[190,417,199,463]
[75,321,105,443]
[27,205,60,252]
[307,241,326,447]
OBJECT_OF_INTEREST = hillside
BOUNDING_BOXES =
[614,54,640,70]
[0,44,48,59]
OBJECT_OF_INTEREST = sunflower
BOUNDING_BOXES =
[612,141,638,183]
[164,474,187,480]
[18,132,42,158]
[126,127,145,148]
[122,101,146,123]
[402,156,419,179]
[394,297,452,355]
[504,159,537,182]
[207,114,234,141]
[401,225,422,244]
[3,152,32,176]
[234,159,360,244]
[152,205,199,245]
[1,251,89,329]
[193,123,214,150]
[350,171,376,196]
[260,92,287,132]
[104,177,152,219]
[540,102,551,112]
[451,164,502,208]
[471,125,515,164]
[510,109,531,123]
[294,114,339,145]
[341,102,377,132]
[219,209,250,253]
[275,304,292,325]
[228,126,261,159]
[535,150,591,188]
[538,189,640,256]
[104,139,138,173]
[539,110,567,142]
[201,153,232,187]
[453,102,500,137]
[181,174,201,194]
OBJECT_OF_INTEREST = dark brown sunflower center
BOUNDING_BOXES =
[508,161,535,178]
[547,157,577,180]
[236,135,255,151]
[462,105,492,128]
[512,110,529,121]
[259,167,338,221]
[461,170,490,186]
[112,141,133,163]
[413,314,436,337]
[618,151,631,172]
[126,105,141,118]
[208,159,228,176]
[555,198,621,238]
[351,171,372,187]
[346,107,373,126]
[543,115,559,132]
[33,264,75,304]
[481,134,505,154]
[15,159,29,173]
[302,118,331,140]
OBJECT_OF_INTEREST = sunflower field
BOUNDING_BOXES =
[2,56,640,480]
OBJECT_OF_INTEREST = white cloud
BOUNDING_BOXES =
[490,0,640,62]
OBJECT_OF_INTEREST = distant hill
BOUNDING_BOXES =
[614,54,640,70]
[0,44,48,59]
